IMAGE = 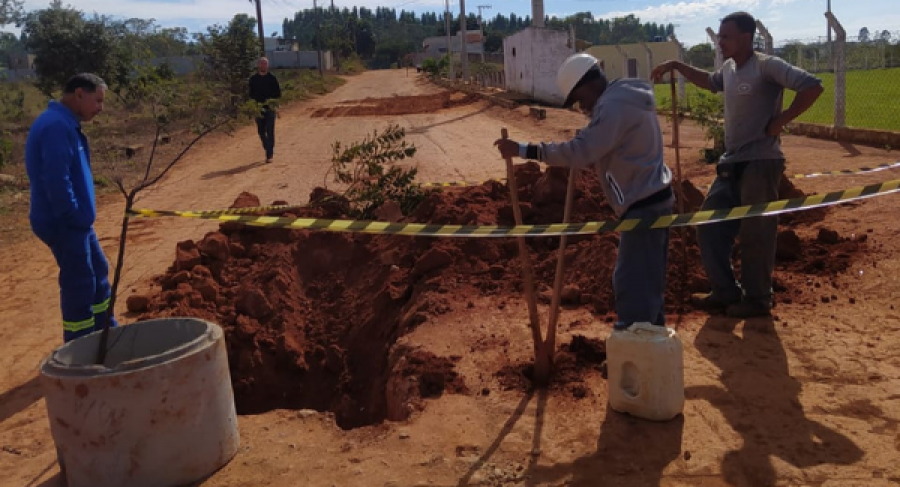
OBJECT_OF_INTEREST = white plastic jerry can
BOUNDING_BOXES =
[606,322,685,421]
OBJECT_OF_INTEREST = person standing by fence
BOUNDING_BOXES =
[25,73,120,342]
[652,11,823,318]
[249,57,282,163]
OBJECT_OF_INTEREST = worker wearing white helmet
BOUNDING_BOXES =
[495,52,674,330]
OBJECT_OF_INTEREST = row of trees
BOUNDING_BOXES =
[0,1,257,102]
[280,7,675,68]
[3,1,678,74]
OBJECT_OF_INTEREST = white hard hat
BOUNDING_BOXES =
[557,53,603,107]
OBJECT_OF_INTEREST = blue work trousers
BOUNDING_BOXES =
[34,225,119,342]
[614,198,673,328]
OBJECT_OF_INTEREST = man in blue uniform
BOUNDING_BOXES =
[26,73,119,342]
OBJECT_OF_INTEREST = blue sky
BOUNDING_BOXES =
[7,0,899,47]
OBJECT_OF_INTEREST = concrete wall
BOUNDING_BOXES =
[503,27,574,105]
[267,50,333,70]
[141,51,333,74]
[586,41,681,80]
[142,56,205,75]
[788,122,900,148]
[1,68,35,82]
[422,34,485,61]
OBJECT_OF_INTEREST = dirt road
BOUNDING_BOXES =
[2,69,899,487]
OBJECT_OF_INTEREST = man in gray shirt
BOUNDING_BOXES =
[652,11,823,318]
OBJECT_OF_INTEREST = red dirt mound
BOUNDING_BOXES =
[134,163,864,427]
[311,92,480,117]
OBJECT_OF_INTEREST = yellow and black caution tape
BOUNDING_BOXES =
[420,160,900,188]
[787,160,900,179]
[171,203,307,216]
[128,177,900,237]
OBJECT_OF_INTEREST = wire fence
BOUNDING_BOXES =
[775,35,900,132]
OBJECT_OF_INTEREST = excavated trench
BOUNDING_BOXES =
[310,91,480,118]
[133,164,867,429]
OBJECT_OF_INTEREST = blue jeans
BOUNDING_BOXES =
[697,159,784,306]
[614,198,673,328]
[33,225,119,342]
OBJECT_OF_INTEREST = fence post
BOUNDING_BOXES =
[706,28,723,69]
[671,36,686,104]
[756,20,774,54]
[826,12,846,128]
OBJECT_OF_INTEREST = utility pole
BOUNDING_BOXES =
[459,0,469,81]
[445,0,454,80]
[314,0,324,75]
[476,4,491,29]
[826,0,833,67]
[249,0,265,56]
[477,5,491,63]
[330,0,339,71]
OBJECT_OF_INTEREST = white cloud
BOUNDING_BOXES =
[597,0,761,24]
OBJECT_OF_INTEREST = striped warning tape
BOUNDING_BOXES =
[787,160,900,179]
[176,203,307,216]
[128,177,900,237]
[420,160,900,188]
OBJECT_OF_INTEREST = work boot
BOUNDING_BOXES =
[690,292,740,312]
[726,300,771,318]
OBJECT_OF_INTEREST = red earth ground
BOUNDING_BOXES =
[1,70,899,487]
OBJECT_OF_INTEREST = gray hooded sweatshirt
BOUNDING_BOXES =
[531,78,672,218]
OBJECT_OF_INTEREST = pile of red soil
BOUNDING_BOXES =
[132,162,865,427]
[311,92,479,118]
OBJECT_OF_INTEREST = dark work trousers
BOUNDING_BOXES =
[697,158,785,307]
[613,197,673,328]
[33,225,119,342]
[255,109,276,159]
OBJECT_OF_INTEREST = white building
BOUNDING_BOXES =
[420,31,485,60]
[503,27,575,105]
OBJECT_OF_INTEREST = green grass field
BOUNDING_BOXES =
[653,67,900,132]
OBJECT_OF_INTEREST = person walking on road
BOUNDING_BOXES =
[495,53,674,330]
[651,11,823,318]
[249,57,282,163]
[25,73,120,342]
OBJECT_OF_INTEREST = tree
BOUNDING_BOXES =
[0,0,22,26]
[686,43,715,70]
[859,27,870,42]
[22,5,123,96]
[879,30,891,43]
[195,14,259,101]
[483,32,503,53]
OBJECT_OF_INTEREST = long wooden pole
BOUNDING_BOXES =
[545,167,577,364]
[670,76,689,309]
[500,128,546,376]
[669,76,684,215]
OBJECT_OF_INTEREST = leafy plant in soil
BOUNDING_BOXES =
[326,123,434,219]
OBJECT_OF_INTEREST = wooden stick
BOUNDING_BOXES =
[670,76,689,312]
[670,76,684,215]
[501,128,544,350]
[545,166,577,360]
